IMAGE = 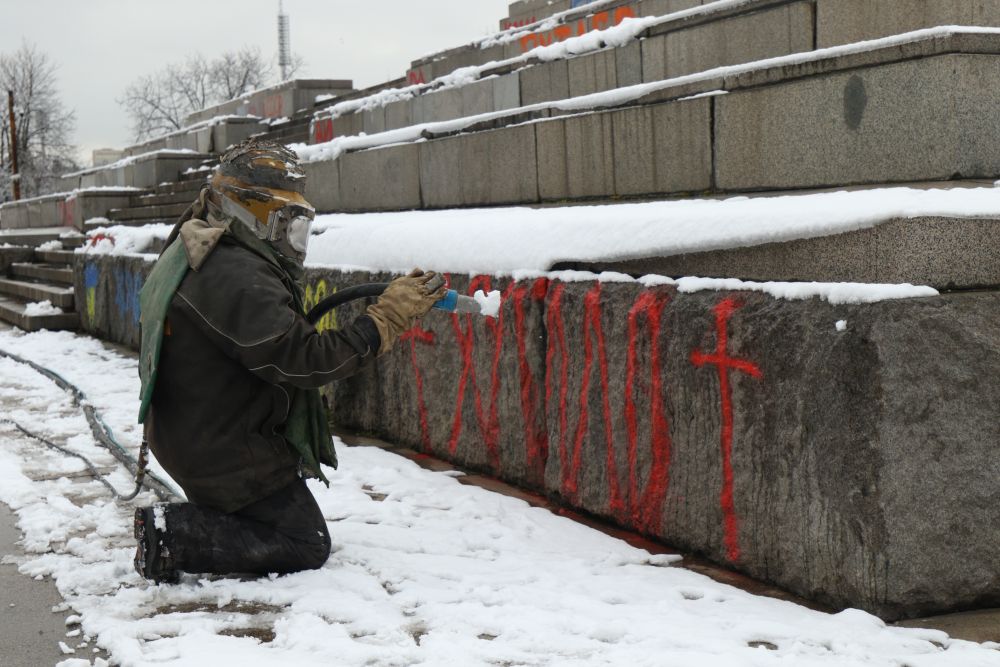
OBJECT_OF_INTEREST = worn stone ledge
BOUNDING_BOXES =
[552,216,1000,291]
[0,190,140,231]
[76,252,1000,620]
[303,35,1000,219]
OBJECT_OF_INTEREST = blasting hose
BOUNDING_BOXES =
[0,348,178,502]
[305,282,480,325]
[305,283,389,325]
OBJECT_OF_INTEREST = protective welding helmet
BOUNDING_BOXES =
[208,138,315,263]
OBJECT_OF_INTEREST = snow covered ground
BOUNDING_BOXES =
[2,328,1000,666]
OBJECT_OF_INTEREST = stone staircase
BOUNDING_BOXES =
[99,165,214,233]
[0,233,84,331]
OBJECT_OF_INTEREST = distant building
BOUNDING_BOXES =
[92,148,124,167]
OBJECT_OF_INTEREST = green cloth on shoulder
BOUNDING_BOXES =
[137,215,336,483]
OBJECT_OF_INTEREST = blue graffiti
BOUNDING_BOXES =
[570,0,594,7]
[113,267,144,326]
[84,263,99,289]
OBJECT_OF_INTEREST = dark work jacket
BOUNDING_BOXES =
[147,237,381,513]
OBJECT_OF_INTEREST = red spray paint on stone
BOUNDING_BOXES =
[400,327,435,450]
[691,298,763,563]
[513,278,551,473]
[624,290,672,534]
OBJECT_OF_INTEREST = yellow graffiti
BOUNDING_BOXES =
[86,288,96,325]
[304,280,338,333]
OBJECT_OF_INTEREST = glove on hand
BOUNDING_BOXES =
[367,268,447,355]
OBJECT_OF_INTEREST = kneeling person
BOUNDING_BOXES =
[134,138,444,582]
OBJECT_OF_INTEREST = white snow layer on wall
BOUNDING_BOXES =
[79,186,995,304]
[305,185,998,288]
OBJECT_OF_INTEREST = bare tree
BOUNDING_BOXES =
[0,42,77,200]
[120,47,278,142]
[212,47,273,100]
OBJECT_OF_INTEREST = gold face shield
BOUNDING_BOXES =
[211,173,316,261]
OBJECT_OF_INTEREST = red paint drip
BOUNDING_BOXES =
[513,278,550,472]
[690,298,763,563]
[446,276,516,472]
[624,291,672,533]
[399,327,435,450]
[545,283,571,492]
[562,284,619,508]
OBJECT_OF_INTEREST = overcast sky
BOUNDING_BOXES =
[4,0,511,164]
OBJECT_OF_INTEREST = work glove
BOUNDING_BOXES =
[366,268,447,355]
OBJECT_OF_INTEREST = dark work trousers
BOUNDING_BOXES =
[163,478,332,576]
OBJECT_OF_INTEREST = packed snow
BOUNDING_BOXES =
[37,239,64,251]
[63,150,200,179]
[2,328,999,666]
[75,186,982,304]
[78,223,172,256]
[301,185,1000,294]
[22,300,64,316]
[473,289,502,317]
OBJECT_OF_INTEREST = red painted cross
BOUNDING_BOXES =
[690,298,763,563]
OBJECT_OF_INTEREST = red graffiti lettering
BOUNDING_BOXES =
[517,4,638,53]
[313,118,334,144]
[548,283,621,507]
[513,278,550,474]
[613,6,637,24]
[403,276,548,473]
[624,291,672,534]
[502,16,536,30]
[58,198,76,227]
[553,25,573,41]
[691,298,763,563]
[88,233,115,247]
[400,327,436,450]
[448,276,516,471]
[545,282,572,490]
[407,69,428,86]
[263,94,284,118]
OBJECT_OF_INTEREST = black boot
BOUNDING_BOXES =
[134,506,179,584]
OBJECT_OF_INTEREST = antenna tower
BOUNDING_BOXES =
[278,0,291,81]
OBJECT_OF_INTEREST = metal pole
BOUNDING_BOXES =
[7,89,20,201]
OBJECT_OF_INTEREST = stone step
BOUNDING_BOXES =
[130,190,200,207]
[151,179,205,197]
[0,296,78,332]
[0,247,35,273]
[107,202,189,222]
[260,125,310,145]
[322,0,1000,144]
[0,228,81,249]
[84,217,174,233]
[9,263,74,286]
[0,278,74,309]
[0,189,138,231]
[416,0,1000,92]
[34,249,77,265]
[66,151,213,192]
[304,31,1000,214]
[61,234,85,250]
[178,166,215,183]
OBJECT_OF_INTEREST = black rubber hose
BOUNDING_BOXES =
[305,282,389,325]
[0,348,179,501]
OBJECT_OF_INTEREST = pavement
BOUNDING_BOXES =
[0,502,81,666]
